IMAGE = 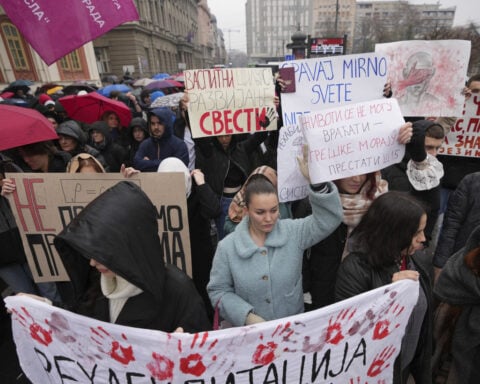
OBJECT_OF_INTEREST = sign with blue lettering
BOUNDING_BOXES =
[285,54,294,61]
[277,53,389,202]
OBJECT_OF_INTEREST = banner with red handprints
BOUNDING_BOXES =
[439,95,480,158]
[0,0,139,65]
[184,68,277,138]
[5,280,418,383]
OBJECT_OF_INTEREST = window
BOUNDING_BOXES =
[95,47,110,74]
[1,22,29,70]
[60,50,82,71]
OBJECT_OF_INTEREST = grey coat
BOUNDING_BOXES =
[207,183,342,326]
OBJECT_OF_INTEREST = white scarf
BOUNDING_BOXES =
[100,275,143,323]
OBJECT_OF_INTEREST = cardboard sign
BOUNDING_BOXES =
[5,279,419,384]
[303,99,406,184]
[375,40,471,117]
[277,52,389,202]
[184,68,277,138]
[0,0,139,65]
[5,173,191,282]
[439,95,480,157]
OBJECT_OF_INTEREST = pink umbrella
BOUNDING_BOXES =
[0,105,58,151]
[58,92,132,127]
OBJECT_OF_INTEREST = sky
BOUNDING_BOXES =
[207,0,480,53]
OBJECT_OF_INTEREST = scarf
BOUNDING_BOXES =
[228,166,278,223]
[340,172,388,259]
[101,274,143,323]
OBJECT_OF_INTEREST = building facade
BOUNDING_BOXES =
[93,0,226,79]
[353,0,455,52]
[311,0,356,54]
[246,0,313,63]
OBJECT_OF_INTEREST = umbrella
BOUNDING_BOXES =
[175,75,185,83]
[9,79,34,88]
[0,98,30,107]
[150,92,185,108]
[0,105,58,151]
[133,78,156,87]
[62,84,97,96]
[152,73,170,80]
[97,84,132,97]
[58,92,132,127]
[145,80,184,91]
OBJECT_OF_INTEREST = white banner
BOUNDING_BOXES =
[184,68,277,138]
[375,40,470,117]
[303,99,406,184]
[6,280,419,383]
[277,53,388,202]
[439,95,480,158]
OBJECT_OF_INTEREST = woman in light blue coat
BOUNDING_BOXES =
[207,172,342,327]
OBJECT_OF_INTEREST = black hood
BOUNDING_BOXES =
[54,181,166,302]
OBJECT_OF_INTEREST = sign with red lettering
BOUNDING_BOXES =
[302,99,406,183]
[439,96,480,157]
[6,279,418,383]
[5,173,191,282]
[184,68,277,138]
[0,0,139,65]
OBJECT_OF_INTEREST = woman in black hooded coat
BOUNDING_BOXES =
[54,181,211,333]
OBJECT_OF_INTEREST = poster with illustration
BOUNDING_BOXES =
[6,279,418,384]
[375,40,471,117]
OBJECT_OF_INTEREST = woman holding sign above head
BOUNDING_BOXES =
[335,191,433,384]
[297,122,413,310]
[207,149,342,327]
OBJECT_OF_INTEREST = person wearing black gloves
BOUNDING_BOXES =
[382,120,445,245]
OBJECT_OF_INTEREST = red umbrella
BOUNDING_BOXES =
[0,105,58,151]
[58,92,132,127]
[145,79,184,90]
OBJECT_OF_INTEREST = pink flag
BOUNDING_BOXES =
[0,0,139,65]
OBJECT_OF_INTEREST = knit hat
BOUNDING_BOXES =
[38,93,53,105]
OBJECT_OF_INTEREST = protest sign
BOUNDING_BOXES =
[5,279,419,384]
[0,0,139,65]
[184,68,277,138]
[5,173,191,282]
[302,99,405,184]
[375,40,471,117]
[439,95,480,158]
[277,52,388,202]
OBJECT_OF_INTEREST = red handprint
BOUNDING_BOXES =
[256,107,277,129]
[349,377,387,384]
[372,302,404,340]
[252,321,299,365]
[178,332,219,377]
[147,352,175,381]
[325,308,357,345]
[90,326,135,365]
[11,307,53,347]
[367,345,396,377]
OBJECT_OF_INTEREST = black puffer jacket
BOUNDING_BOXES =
[335,250,432,384]
[434,172,480,268]
[196,132,267,196]
[434,225,480,384]
[54,181,211,333]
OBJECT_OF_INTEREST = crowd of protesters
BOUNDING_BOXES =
[1,71,480,384]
